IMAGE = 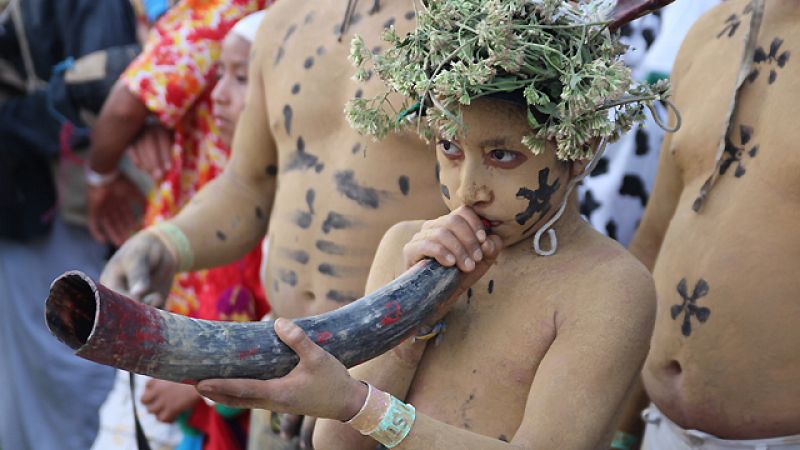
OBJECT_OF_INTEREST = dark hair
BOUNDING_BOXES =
[485,89,549,125]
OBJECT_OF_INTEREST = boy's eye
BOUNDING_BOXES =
[437,140,462,158]
[489,149,517,162]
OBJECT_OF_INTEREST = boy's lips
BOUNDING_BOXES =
[479,216,503,229]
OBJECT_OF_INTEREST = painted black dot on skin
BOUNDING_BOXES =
[304,11,315,24]
[255,206,265,219]
[283,24,297,42]
[488,280,494,294]
[404,10,415,20]
[265,165,278,176]
[440,184,450,200]
[216,230,227,241]
[291,83,301,95]
[383,17,395,28]
[327,290,358,304]
[304,56,314,69]
[318,263,339,277]
[371,46,382,55]
[274,47,285,66]
[316,46,326,56]
[398,176,410,196]
[283,105,293,135]
[434,162,440,182]
[498,435,509,443]
[354,89,363,99]
[351,143,362,155]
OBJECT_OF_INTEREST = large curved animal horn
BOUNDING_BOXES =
[608,0,675,32]
[45,260,461,383]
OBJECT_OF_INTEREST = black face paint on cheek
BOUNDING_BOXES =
[216,230,227,241]
[285,137,325,173]
[283,105,293,136]
[671,278,711,337]
[293,189,316,229]
[322,211,355,234]
[398,176,410,196]
[326,290,359,304]
[515,167,560,226]
[284,249,310,265]
[434,162,441,183]
[316,240,346,255]
[334,170,382,209]
[277,269,298,287]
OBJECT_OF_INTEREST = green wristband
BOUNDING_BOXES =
[611,431,638,450]
[369,395,415,449]
[151,222,194,272]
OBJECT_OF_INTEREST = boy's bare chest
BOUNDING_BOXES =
[405,271,558,440]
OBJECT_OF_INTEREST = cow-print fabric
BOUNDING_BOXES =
[578,2,720,245]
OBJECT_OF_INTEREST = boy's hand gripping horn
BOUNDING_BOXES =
[45,261,461,382]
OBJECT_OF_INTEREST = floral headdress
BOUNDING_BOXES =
[345,0,674,161]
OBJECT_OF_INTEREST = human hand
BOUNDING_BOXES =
[196,319,368,423]
[87,173,146,246]
[402,206,503,325]
[141,379,201,423]
[128,122,173,181]
[100,230,177,307]
[403,205,502,272]
[278,414,317,450]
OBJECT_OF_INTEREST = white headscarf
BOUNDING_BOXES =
[231,10,266,43]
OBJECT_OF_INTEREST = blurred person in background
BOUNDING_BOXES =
[0,1,140,449]
[88,5,270,450]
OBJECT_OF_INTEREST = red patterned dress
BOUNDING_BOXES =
[120,1,271,448]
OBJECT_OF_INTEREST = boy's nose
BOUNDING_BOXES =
[457,164,493,206]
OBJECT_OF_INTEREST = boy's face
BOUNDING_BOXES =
[435,98,572,247]
[211,34,251,147]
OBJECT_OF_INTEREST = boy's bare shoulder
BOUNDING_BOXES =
[552,230,656,330]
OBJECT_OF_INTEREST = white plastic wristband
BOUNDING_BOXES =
[84,164,120,187]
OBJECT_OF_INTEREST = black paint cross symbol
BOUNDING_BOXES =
[719,125,759,178]
[671,278,711,337]
[748,37,791,85]
[515,168,560,226]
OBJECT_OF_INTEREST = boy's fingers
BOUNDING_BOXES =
[444,214,484,262]
[453,206,486,242]
[428,228,474,271]
[274,319,321,363]
[403,240,455,268]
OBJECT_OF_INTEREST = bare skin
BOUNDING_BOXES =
[627,0,800,439]
[101,0,446,446]
[196,98,656,449]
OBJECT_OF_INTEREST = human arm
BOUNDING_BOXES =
[99,20,277,303]
[141,379,201,423]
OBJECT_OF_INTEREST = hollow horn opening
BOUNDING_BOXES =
[45,272,98,350]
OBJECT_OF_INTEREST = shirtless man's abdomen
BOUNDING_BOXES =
[634,0,800,438]
[247,0,448,318]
